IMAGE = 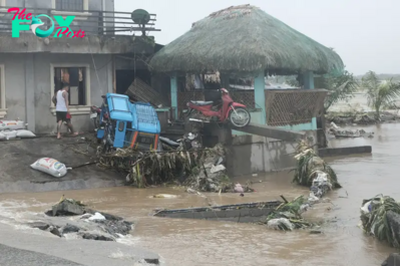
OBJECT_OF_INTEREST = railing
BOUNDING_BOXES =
[0,7,160,36]
[264,89,328,126]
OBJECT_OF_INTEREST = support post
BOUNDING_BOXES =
[303,71,317,129]
[170,75,178,120]
[25,54,35,132]
[303,71,314,89]
[254,72,266,124]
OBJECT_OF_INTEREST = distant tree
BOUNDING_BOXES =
[322,70,359,112]
[362,70,400,119]
[286,69,358,112]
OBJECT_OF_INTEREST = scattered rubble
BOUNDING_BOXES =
[326,111,400,125]
[33,197,134,242]
[382,253,400,266]
[328,122,374,139]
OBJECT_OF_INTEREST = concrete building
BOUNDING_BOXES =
[0,0,159,133]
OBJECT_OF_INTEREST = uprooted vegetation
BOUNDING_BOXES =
[263,196,313,231]
[98,143,253,193]
[292,140,341,192]
[263,141,342,231]
[360,194,400,248]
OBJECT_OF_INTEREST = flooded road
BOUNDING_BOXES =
[0,122,399,265]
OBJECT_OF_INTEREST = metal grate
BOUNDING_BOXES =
[264,89,328,126]
[56,0,84,12]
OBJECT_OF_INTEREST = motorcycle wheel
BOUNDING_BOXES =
[228,107,251,128]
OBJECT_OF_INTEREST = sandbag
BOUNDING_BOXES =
[0,132,5,140]
[1,130,17,140]
[16,129,36,138]
[0,120,25,130]
[30,157,68,178]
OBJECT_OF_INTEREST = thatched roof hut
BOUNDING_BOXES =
[149,5,344,76]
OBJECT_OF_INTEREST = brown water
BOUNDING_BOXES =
[0,123,399,266]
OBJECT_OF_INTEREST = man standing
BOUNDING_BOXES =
[53,84,78,139]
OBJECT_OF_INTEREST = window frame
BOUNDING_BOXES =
[0,64,6,118]
[50,63,91,115]
[51,0,91,19]
[0,0,7,13]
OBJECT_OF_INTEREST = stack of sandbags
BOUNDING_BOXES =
[0,120,35,140]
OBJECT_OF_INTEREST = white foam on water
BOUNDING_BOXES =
[115,233,141,246]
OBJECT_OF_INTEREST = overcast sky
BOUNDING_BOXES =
[115,0,400,75]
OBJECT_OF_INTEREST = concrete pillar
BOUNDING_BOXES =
[107,55,113,94]
[25,54,35,132]
[170,75,178,120]
[254,72,266,124]
[303,71,314,89]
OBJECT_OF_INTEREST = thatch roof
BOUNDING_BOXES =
[149,5,344,76]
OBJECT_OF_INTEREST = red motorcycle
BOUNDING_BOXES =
[185,88,251,128]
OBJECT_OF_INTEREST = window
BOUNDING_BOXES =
[0,65,6,118]
[50,64,91,115]
[51,0,90,16]
[54,67,86,105]
[56,0,84,12]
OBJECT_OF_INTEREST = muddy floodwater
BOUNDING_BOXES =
[0,122,399,265]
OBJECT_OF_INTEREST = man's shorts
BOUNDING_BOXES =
[56,111,68,122]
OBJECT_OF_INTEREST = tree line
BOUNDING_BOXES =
[283,70,400,118]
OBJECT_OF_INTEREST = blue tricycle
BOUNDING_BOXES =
[94,93,161,152]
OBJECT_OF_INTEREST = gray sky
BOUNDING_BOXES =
[115,0,400,75]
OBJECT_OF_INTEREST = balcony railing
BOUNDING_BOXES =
[0,7,160,36]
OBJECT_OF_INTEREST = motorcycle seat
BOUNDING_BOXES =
[190,100,213,106]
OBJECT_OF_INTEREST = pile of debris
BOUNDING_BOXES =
[30,197,133,241]
[0,119,36,140]
[360,194,400,248]
[98,142,251,193]
[328,122,374,139]
[293,140,341,199]
[264,196,312,231]
[262,140,344,231]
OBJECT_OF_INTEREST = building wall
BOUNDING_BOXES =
[226,131,317,177]
[0,53,113,133]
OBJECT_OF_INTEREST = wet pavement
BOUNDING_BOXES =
[0,244,83,266]
[0,136,124,193]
